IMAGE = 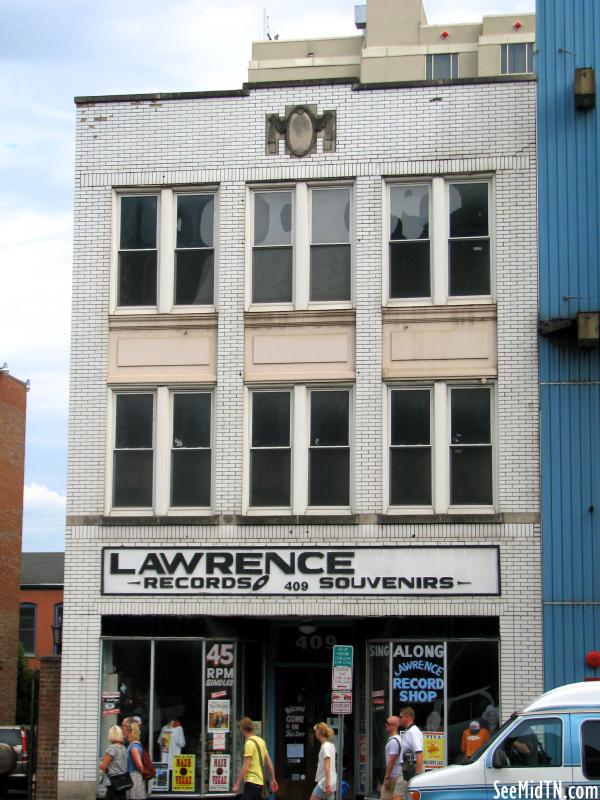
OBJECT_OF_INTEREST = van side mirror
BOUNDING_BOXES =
[492,748,510,769]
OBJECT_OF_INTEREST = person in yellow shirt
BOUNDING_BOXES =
[461,720,490,758]
[232,717,279,800]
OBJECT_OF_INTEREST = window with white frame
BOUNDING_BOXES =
[248,386,351,512]
[500,42,534,75]
[426,53,459,80]
[115,190,216,311]
[387,383,494,512]
[118,195,158,307]
[250,184,352,308]
[171,392,212,507]
[388,178,491,303]
[111,389,212,511]
[113,393,154,507]
[309,389,350,506]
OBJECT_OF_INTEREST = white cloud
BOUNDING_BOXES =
[24,482,66,510]
[22,483,66,552]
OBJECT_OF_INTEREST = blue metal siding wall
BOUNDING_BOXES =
[538,0,600,329]
[538,0,600,688]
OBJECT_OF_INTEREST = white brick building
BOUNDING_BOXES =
[60,2,539,798]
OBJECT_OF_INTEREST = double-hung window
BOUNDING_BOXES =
[500,42,534,75]
[426,53,459,80]
[309,390,350,506]
[113,393,154,508]
[115,190,216,311]
[171,392,212,508]
[118,195,158,307]
[248,387,351,512]
[110,389,212,512]
[19,603,36,656]
[250,391,291,507]
[387,383,494,512]
[388,178,492,303]
[250,184,352,308]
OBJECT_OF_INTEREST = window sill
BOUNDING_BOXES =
[68,511,521,526]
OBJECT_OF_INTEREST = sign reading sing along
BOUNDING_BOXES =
[102,546,499,596]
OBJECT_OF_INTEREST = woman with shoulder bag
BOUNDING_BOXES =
[99,725,131,798]
[122,720,147,799]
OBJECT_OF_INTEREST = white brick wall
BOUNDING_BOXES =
[61,79,540,793]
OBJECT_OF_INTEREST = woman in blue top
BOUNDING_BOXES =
[122,720,147,799]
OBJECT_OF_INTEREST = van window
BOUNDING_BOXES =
[497,718,562,768]
[582,720,600,779]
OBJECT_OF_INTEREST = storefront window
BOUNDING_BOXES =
[446,640,499,764]
[367,638,499,786]
[101,638,242,796]
[367,642,390,790]
[154,641,203,793]
[101,640,151,753]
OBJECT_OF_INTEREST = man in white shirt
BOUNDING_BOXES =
[396,707,423,799]
[381,716,403,800]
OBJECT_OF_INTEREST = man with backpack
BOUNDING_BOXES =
[381,716,403,800]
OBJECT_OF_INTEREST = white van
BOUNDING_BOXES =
[409,682,600,799]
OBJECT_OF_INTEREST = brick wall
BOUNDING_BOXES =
[0,373,27,725]
[36,656,61,800]
[60,79,541,797]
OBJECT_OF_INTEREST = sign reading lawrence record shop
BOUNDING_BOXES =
[102,546,499,596]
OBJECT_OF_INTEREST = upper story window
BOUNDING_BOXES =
[250,183,352,309]
[175,194,215,305]
[118,195,157,307]
[113,393,154,508]
[115,189,216,312]
[54,603,63,654]
[19,603,36,656]
[388,178,492,304]
[426,53,459,80]
[248,386,351,513]
[110,389,212,513]
[171,392,212,508]
[500,42,534,75]
[387,383,494,513]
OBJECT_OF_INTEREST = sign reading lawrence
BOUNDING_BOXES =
[102,546,499,597]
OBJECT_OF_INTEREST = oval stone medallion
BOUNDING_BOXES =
[285,106,315,157]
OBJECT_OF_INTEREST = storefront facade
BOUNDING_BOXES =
[61,3,540,798]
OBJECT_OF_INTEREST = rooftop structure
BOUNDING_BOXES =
[249,0,535,84]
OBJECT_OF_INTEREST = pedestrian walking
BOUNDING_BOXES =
[121,719,147,799]
[310,722,337,800]
[99,725,130,799]
[232,717,279,800]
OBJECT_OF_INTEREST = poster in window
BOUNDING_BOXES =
[392,642,445,725]
[151,763,169,792]
[172,755,195,792]
[208,699,230,733]
[423,732,445,769]
[209,754,231,792]
[101,692,120,717]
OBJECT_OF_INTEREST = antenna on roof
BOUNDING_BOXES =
[262,8,278,40]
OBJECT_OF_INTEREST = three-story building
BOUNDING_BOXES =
[60,2,539,797]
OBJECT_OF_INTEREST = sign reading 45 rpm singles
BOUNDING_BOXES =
[102,546,500,596]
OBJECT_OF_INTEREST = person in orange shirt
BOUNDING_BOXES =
[461,720,489,758]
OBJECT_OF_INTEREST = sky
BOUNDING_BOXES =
[0,0,535,552]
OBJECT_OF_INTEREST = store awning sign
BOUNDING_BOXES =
[102,545,500,596]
